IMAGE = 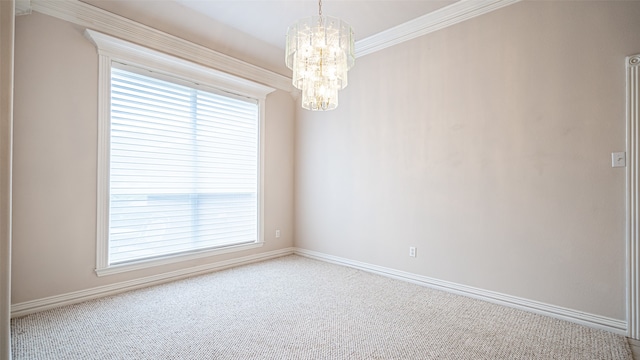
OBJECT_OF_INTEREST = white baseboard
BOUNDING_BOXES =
[12,246,628,337]
[11,247,295,318]
[294,248,628,336]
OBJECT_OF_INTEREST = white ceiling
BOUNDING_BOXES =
[80,0,457,74]
[80,0,458,48]
[173,0,456,49]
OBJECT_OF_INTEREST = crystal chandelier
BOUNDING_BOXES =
[285,0,355,111]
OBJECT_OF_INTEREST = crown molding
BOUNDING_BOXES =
[26,0,523,90]
[355,0,521,58]
[29,0,294,93]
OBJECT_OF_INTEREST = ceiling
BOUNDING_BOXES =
[82,0,456,49]
[177,0,456,49]
[80,0,457,74]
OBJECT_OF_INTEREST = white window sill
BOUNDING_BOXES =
[95,241,264,277]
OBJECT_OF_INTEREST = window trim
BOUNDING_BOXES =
[86,29,274,276]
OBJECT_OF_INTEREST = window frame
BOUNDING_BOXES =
[86,29,274,276]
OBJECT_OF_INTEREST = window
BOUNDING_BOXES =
[109,65,260,264]
[87,30,274,276]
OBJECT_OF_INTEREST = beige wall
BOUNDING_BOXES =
[11,12,295,304]
[80,0,288,77]
[295,0,640,321]
[12,0,640,327]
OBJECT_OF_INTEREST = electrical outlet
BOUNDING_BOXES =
[612,152,626,167]
[409,247,416,257]
[275,230,281,238]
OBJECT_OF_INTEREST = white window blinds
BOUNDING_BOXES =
[109,65,259,265]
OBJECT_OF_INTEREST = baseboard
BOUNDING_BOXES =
[294,248,628,336]
[11,247,295,318]
[13,246,628,336]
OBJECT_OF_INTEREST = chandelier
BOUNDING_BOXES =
[285,0,355,111]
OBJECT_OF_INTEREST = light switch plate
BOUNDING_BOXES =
[612,152,626,168]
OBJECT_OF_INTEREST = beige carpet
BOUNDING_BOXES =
[11,255,632,359]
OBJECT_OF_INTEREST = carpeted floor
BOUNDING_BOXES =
[11,255,632,359]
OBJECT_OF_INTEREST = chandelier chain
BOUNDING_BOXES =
[318,0,322,16]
